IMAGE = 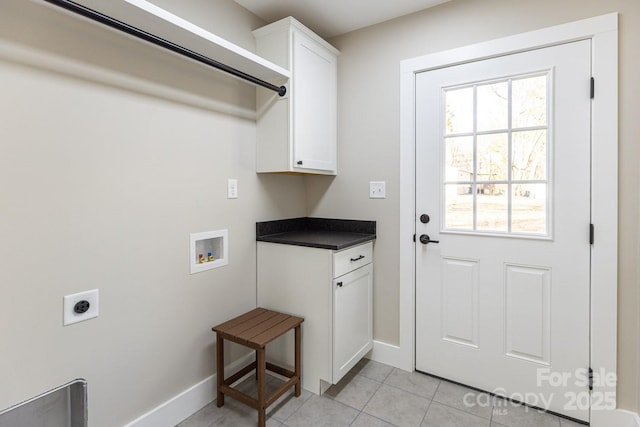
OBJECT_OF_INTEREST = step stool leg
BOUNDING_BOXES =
[255,349,259,380]
[257,346,266,427]
[294,325,301,397]
[216,333,224,407]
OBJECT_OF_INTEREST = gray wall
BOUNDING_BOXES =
[313,0,640,412]
[0,1,306,426]
[2,0,639,422]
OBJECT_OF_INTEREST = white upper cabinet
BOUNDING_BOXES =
[253,17,339,175]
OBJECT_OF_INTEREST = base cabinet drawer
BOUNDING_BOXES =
[333,242,372,278]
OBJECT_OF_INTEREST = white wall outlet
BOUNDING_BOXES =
[227,178,238,199]
[63,289,99,326]
[369,181,386,199]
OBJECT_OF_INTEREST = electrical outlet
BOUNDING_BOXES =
[63,289,99,326]
[369,181,386,199]
[227,179,238,199]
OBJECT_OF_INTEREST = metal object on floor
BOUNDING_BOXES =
[0,379,87,427]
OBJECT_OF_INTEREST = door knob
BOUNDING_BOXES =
[419,234,439,244]
[420,214,430,224]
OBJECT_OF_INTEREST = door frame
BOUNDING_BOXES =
[398,13,618,423]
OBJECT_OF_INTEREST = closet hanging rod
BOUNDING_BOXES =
[43,0,288,97]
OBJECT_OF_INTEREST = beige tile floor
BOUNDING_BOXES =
[176,359,587,427]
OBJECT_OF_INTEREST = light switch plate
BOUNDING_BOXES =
[369,181,386,199]
[227,179,238,199]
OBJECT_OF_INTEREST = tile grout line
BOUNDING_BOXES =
[363,367,438,427]
[271,385,307,425]
[419,379,441,426]
[328,362,396,426]
[378,378,438,404]
[349,372,385,424]
[431,397,494,422]
[489,389,496,426]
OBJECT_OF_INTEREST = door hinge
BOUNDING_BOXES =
[590,223,595,245]
[590,77,595,99]
[588,367,594,391]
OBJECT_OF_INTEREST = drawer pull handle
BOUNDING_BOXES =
[350,255,365,262]
[337,282,343,287]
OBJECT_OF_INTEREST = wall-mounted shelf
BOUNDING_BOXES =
[42,0,290,88]
[190,230,228,274]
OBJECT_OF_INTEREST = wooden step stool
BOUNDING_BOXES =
[212,308,304,427]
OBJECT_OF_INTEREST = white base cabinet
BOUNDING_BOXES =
[253,17,339,175]
[333,264,373,383]
[257,242,373,394]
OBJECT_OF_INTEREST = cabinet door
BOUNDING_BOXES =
[333,263,373,383]
[292,30,337,173]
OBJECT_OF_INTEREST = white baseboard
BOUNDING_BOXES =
[368,340,404,370]
[123,352,254,427]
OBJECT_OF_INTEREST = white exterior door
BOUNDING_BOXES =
[415,40,591,421]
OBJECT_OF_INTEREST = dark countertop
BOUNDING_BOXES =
[256,218,376,250]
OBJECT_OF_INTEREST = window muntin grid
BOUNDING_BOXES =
[442,72,550,236]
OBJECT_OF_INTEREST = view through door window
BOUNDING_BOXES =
[443,73,550,235]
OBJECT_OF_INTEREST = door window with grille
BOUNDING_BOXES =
[443,73,550,236]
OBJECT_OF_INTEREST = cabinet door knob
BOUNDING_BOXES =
[296,160,303,165]
[337,282,343,287]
